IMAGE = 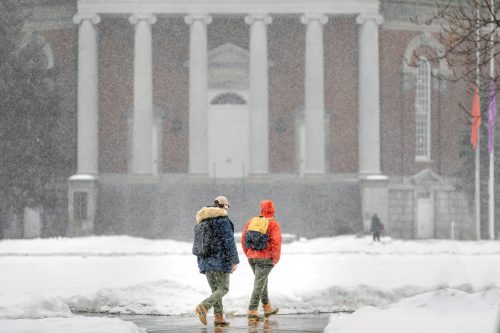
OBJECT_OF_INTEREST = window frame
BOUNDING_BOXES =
[415,57,432,162]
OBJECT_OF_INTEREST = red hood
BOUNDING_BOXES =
[260,200,275,218]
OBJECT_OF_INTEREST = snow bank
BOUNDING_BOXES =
[1,235,500,256]
[67,280,206,316]
[284,235,500,255]
[324,288,500,333]
[0,236,191,256]
[0,296,72,320]
[0,235,499,332]
[66,279,499,316]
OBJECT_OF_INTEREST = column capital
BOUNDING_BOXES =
[356,13,384,25]
[129,14,157,25]
[184,14,212,25]
[300,14,328,25]
[73,14,101,25]
[244,14,272,25]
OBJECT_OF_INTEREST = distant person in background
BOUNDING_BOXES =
[370,213,384,242]
[194,195,239,327]
[241,199,282,321]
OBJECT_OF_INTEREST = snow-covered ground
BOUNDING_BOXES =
[0,235,499,332]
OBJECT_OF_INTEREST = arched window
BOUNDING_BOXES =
[210,93,247,105]
[415,58,431,160]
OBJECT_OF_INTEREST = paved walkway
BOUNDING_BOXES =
[112,313,333,333]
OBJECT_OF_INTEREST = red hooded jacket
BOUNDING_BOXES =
[241,200,282,264]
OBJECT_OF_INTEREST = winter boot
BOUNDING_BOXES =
[214,313,230,327]
[195,304,208,325]
[248,309,260,321]
[262,303,279,317]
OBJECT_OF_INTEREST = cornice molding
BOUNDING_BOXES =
[77,0,380,15]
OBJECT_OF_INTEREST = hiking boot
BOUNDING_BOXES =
[262,303,279,317]
[214,313,230,327]
[195,304,208,325]
[248,309,260,321]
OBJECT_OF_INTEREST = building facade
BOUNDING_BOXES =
[13,0,479,240]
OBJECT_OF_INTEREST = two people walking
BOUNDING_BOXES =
[193,196,282,327]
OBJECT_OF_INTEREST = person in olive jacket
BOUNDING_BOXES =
[241,199,282,320]
[195,196,239,327]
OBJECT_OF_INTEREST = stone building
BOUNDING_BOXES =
[12,0,480,240]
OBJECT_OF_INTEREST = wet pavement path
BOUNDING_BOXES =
[93,313,334,333]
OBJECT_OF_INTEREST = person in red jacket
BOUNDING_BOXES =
[241,199,282,320]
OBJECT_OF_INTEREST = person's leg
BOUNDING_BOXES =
[257,259,278,316]
[261,279,269,305]
[248,258,269,305]
[202,272,230,312]
[205,271,223,315]
[209,272,231,327]
[248,259,273,311]
[196,272,214,325]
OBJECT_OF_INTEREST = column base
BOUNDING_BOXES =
[67,174,99,237]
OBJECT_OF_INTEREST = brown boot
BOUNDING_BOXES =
[262,303,279,317]
[195,303,208,325]
[248,309,260,321]
[214,313,230,327]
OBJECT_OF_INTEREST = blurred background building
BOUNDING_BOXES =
[2,0,480,240]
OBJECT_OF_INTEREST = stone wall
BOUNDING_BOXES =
[388,189,414,239]
[95,174,364,240]
[435,191,474,240]
[387,185,474,240]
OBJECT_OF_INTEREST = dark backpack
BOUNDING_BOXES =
[192,218,214,257]
[244,217,270,250]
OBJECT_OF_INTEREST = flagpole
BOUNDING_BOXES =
[488,0,496,240]
[475,1,481,241]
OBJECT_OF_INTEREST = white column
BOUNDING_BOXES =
[301,14,328,174]
[245,14,272,174]
[356,13,383,175]
[129,14,156,175]
[73,14,101,175]
[185,14,212,174]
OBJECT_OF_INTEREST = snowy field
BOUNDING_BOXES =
[0,235,499,332]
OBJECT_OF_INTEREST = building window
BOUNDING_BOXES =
[210,93,247,105]
[415,58,431,161]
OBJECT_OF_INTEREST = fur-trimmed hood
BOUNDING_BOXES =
[195,207,228,224]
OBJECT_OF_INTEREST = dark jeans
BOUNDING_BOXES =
[202,271,230,315]
[248,258,274,310]
[373,232,381,242]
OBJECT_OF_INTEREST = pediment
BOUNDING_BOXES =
[412,169,442,185]
[208,43,249,67]
[207,43,249,90]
